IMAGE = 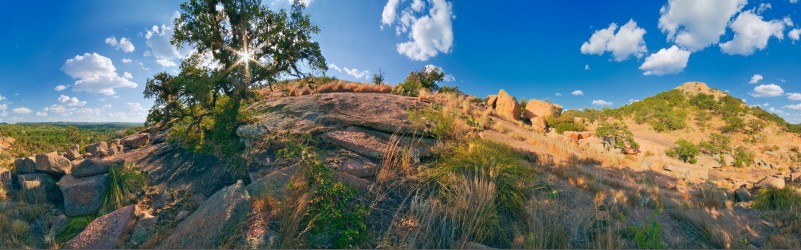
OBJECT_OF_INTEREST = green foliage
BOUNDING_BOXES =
[698,133,731,155]
[396,66,445,96]
[694,111,712,127]
[55,216,96,244]
[746,119,766,134]
[752,188,801,211]
[0,123,139,161]
[596,122,639,152]
[428,139,535,219]
[372,69,385,85]
[613,90,688,132]
[101,164,147,213]
[689,93,719,111]
[625,214,667,249]
[722,116,745,133]
[408,104,458,140]
[278,135,367,248]
[732,146,754,168]
[545,112,586,134]
[438,86,461,94]
[666,139,699,164]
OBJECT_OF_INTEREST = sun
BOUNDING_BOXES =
[239,50,252,63]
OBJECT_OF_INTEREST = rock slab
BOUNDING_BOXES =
[159,180,252,248]
[123,133,150,149]
[59,174,110,216]
[495,89,520,121]
[72,158,125,178]
[65,205,136,249]
[35,152,72,176]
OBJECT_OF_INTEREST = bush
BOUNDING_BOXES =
[396,66,445,96]
[596,122,639,152]
[625,214,667,249]
[666,139,699,164]
[698,133,731,155]
[722,116,744,133]
[752,188,801,210]
[408,105,461,140]
[732,146,754,168]
[690,93,719,111]
[55,216,96,244]
[101,164,147,213]
[545,113,586,134]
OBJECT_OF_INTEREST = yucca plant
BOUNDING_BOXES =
[101,164,147,213]
[752,187,801,211]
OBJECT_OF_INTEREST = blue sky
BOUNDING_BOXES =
[2,0,801,123]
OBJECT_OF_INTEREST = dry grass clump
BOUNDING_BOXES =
[0,201,61,248]
[524,199,571,248]
[696,182,728,209]
[287,80,393,96]
[668,208,733,248]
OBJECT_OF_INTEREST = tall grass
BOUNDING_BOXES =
[753,187,801,210]
[101,164,147,213]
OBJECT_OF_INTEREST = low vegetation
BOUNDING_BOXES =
[666,139,700,164]
[596,122,639,152]
[101,163,147,213]
[752,188,801,211]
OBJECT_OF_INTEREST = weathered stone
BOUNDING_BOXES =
[523,99,563,120]
[529,117,547,132]
[486,95,498,108]
[159,181,252,248]
[82,153,93,159]
[85,142,109,157]
[65,205,136,249]
[131,212,158,246]
[663,164,708,181]
[564,131,592,142]
[324,130,389,160]
[151,191,167,210]
[122,133,150,149]
[175,210,190,222]
[72,158,124,178]
[95,149,109,158]
[117,145,124,154]
[16,173,61,204]
[13,156,37,174]
[755,176,785,190]
[246,166,300,199]
[35,152,72,176]
[65,148,80,161]
[495,89,520,121]
[58,174,110,216]
[0,168,11,189]
[334,172,370,193]
[734,186,752,202]
[337,157,377,178]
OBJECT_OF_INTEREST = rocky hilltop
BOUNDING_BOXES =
[1,81,800,248]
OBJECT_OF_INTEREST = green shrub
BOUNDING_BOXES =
[546,113,586,134]
[596,122,639,152]
[690,93,719,111]
[698,133,731,155]
[732,146,754,168]
[625,214,666,249]
[101,164,147,213]
[396,66,445,96]
[752,188,801,210]
[55,216,96,244]
[408,105,458,140]
[666,139,699,164]
[722,116,745,133]
[746,119,766,134]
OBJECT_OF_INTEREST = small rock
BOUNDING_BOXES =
[13,157,37,174]
[334,171,370,193]
[246,166,300,200]
[175,210,190,222]
[71,158,125,178]
[755,176,785,190]
[95,148,109,158]
[16,173,61,204]
[58,174,110,216]
[65,145,80,160]
[337,157,377,178]
[35,152,72,176]
[734,186,753,202]
[108,145,119,156]
[131,212,158,246]
[495,89,520,121]
[486,95,498,108]
[122,133,150,149]
[523,99,563,120]
[85,142,109,157]
[65,205,136,249]
[151,191,167,210]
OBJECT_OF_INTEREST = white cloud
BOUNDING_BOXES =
[784,104,801,110]
[749,74,763,84]
[592,99,613,106]
[790,29,801,41]
[328,64,370,80]
[61,53,138,96]
[658,0,746,51]
[146,25,183,67]
[443,74,455,82]
[720,11,786,56]
[54,85,67,91]
[36,112,47,117]
[787,93,801,101]
[571,90,584,96]
[555,93,563,96]
[0,103,6,111]
[639,46,691,76]
[580,20,648,61]
[58,95,86,107]
[127,102,147,112]
[0,94,5,101]
[769,107,790,115]
[12,107,32,114]
[46,104,70,114]
[123,72,133,79]
[750,84,784,97]
[757,3,772,14]
[385,0,455,61]
[103,104,112,109]
[105,36,135,53]
[584,64,590,70]
[121,58,132,64]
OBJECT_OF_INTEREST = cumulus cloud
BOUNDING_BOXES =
[658,0,746,51]
[328,64,370,80]
[749,74,763,84]
[36,112,47,117]
[127,102,147,113]
[123,72,133,79]
[383,0,455,61]
[61,53,138,96]
[54,85,67,91]
[784,104,801,110]
[790,29,801,41]
[146,25,184,67]
[720,11,786,56]
[639,46,691,76]
[121,58,132,64]
[0,94,5,101]
[555,93,563,96]
[0,103,6,111]
[105,36,135,53]
[750,84,784,97]
[592,99,613,106]
[12,107,32,114]
[571,90,584,96]
[584,64,590,70]
[787,92,801,101]
[58,95,86,107]
[580,19,648,61]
